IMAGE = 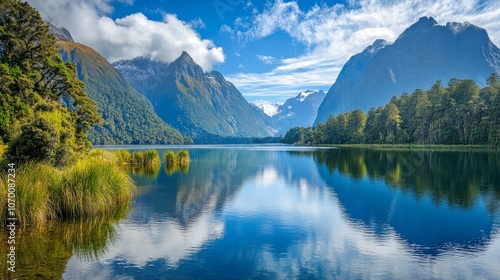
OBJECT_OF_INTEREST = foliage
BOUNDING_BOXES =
[283,75,500,147]
[0,0,102,166]
[57,41,190,145]
[0,144,6,160]
[129,149,161,167]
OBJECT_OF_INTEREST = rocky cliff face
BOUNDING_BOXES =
[113,52,274,139]
[316,17,500,123]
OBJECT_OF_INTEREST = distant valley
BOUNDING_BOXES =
[48,17,500,144]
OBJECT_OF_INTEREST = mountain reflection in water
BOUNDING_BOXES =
[55,145,500,279]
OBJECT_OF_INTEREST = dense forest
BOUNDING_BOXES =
[282,76,500,147]
[0,0,102,166]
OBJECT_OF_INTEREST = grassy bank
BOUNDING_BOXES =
[320,143,498,151]
[0,150,136,227]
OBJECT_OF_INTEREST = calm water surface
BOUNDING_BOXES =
[56,145,500,278]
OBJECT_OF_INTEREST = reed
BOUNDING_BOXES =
[88,149,119,164]
[59,157,135,218]
[165,150,191,175]
[0,162,59,227]
[177,150,191,165]
[165,151,177,165]
[113,149,131,165]
[0,144,6,159]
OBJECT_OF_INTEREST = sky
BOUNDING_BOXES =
[27,0,500,104]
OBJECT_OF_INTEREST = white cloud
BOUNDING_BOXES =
[252,100,282,117]
[189,17,206,29]
[256,54,275,64]
[226,0,500,102]
[28,0,224,71]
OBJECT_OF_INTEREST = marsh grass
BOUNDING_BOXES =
[165,150,190,175]
[0,153,136,227]
[114,149,131,165]
[165,151,177,165]
[60,157,135,218]
[177,150,191,165]
[129,149,161,166]
[0,162,59,227]
[0,144,6,159]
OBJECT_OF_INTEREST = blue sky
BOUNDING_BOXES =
[28,0,500,103]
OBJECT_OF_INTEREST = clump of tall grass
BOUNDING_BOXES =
[165,150,191,175]
[88,149,119,164]
[0,144,6,159]
[0,154,136,227]
[177,150,190,165]
[130,149,160,166]
[165,151,177,165]
[113,149,131,165]
[0,162,59,227]
[59,157,135,218]
[165,150,190,165]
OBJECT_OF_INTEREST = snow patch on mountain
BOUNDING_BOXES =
[298,90,319,102]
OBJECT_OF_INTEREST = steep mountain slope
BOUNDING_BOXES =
[57,40,188,144]
[113,52,274,139]
[254,90,326,135]
[316,17,500,123]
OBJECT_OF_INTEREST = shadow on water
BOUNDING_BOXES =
[309,147,500,256]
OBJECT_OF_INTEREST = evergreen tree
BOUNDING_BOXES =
[0,0,102,165]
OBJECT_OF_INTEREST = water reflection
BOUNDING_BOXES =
[314,148,500,210]
[0,216,123,279]
[60,146,500,279]
[314,148,500,255]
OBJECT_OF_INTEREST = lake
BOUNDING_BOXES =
[5,145,500,279]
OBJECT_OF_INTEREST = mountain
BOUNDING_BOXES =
[316,17,500,123]
[254,90,326,136]
[113,52,274,140]
[51,26,188,144]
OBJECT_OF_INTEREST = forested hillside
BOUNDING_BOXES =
[57,41,190,145]
[0,0,102,166]
[283,75,500,146]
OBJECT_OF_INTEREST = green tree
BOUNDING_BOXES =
[346,110,367,143]
[380,103,401,143]
[413,90,432,143]
[0,0,102,165]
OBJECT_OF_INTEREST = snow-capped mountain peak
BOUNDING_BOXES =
[297,90,319,102]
